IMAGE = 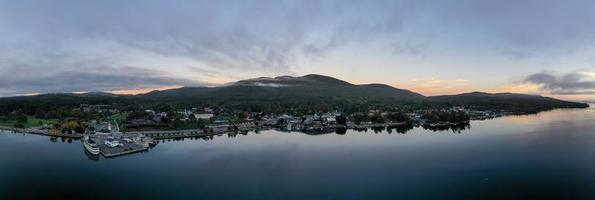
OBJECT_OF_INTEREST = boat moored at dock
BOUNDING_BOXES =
[83,136,100,155]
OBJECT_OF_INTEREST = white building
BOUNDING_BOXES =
[193,112,214,120]
[326,117,336,123]
[105,140,122,148]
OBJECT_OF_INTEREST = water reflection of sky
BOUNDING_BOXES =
[2,107,595,199]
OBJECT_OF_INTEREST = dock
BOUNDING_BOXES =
[100,144,148,158]
[124,128,254,140]
[90,135,150,158]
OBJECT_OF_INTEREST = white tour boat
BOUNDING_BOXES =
[83,136,100,155]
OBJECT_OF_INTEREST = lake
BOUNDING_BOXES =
[2,106,595,199]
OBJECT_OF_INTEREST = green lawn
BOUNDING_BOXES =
[109,112,129,131]
[0,116,59,128]
[111,112,128,124]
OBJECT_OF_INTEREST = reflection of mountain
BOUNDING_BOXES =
[353,124,415,134]
[388,125,415,134]
[296,123,468,135]
[301,128,337,135]
[422,123,471,133]
[335,128,348,135]
[146,124,474,145]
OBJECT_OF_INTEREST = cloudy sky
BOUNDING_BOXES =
[2,0,595,101]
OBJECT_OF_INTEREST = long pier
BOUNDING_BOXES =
[123,122,259,139]
[0,126,83,139]
[124,129,211,139]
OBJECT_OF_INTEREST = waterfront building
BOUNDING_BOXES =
[105,140,121,148]
[193,112,214,120]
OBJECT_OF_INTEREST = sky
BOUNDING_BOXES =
[2,0,595,101]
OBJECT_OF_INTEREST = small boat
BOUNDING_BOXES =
[83,136,100,155]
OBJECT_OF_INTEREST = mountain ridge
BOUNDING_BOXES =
[0,74,589,114]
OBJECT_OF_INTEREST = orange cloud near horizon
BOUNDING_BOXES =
[389,78,473,96]
[109,86,183,95]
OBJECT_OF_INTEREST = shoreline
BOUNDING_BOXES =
[0,126,83,139]
[3,106,589,140]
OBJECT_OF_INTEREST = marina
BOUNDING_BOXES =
[2,125,251,159]
[1,120,445,159]
[84,135,153,158]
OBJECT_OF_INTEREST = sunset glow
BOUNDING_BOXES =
[0,0,594,102]
[109,86,184,95]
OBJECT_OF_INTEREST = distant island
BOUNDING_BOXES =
[0,74,589,158]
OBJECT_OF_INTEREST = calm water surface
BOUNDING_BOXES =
[2,107,595,199]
